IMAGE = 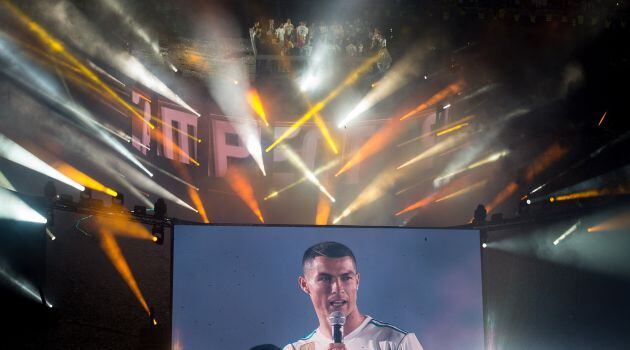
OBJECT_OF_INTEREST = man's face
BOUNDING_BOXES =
[299,256,360,322]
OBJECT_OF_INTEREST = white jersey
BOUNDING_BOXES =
[283,316,423,350]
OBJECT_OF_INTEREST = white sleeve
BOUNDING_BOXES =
[398,333,423,350]
[282,344,295,350]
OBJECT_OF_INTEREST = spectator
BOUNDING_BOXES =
[275,24,285,48]
[250,16,392,70]
[296,21,309,49]
[265,19,275,42]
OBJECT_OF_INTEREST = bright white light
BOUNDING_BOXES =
[0,134,84,191]
[530,184,545,194]
[0,265,44,304]
[553,221,580,246]
[482,243,487,248]
[0,188,48,224]
[333,169,402,224]
[44,1,201,117]
[338,47,425,128]
[0,170,16,191]
[338,101,369,128]
[526,199,532,205]
[443,104,451,109]
[0,36,153,177]
[300,74,320,92]
[46,227,56,241]
[170,64,178,73]
[433,150,509,187]
[278,144,333,202]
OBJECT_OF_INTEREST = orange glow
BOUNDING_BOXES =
[395,193,438,216]
[225,167,264,223]
[598,111,607,127]
[54,163,118,197]
[525,143,569,182]
[484,142,568,213]
[171,161,209,223]
[555,186,629,202]
[398,115,476,147]
[188,187,210,223]
[588,210,630,232]
[315,176,333,225]
[400,82,464,121]
[152,128,200,166]
[434,180,487,203]
[555,189,601,201]
[436,122,469,136]
[397,131,472,170]
[151,116,201,143]
[246,89,270,126]
[486,182,519,213]
[266,54,379,152]
[316,197,332,225]
[99,229,150,314]
[94,214,153,240]
[336,118,402,177]
[300,94,339,155]
[1,1,154,130]
[313,114,339,155]
[395,176,474,216]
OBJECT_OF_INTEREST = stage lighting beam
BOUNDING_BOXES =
[0,134,84,191]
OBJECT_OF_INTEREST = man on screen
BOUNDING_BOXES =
[284,242,423,350]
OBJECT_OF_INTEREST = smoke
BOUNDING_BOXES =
[339,45,426,127]
[0,33,152,176]
[33,0,198,115]
[196,7,266,176]
[2,89,193,211]
[488,213,630,278]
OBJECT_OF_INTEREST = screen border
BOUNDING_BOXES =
[169,223,485,349]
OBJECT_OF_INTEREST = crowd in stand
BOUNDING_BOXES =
[250,18,388,56]
[250,18,392,71]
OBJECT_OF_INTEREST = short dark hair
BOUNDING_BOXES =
[302,241,357,271]
[249,345,281,350]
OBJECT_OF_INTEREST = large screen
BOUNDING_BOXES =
[172,225,484,350]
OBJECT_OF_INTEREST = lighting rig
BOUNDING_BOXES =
[43,181,171,245]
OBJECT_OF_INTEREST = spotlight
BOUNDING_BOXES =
[133,205,147,217]
[151,198,166,245]
[46,227,56,241]
[526,199,532,205]
[442,104,451,109]
[482,243,487,248]
[151,224,164,245]
[549,197,556,203]
[149,307,158,326]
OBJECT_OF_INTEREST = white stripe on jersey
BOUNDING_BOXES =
[283,315,423,350]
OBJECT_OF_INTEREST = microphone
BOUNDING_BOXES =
[329,311,346,344]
